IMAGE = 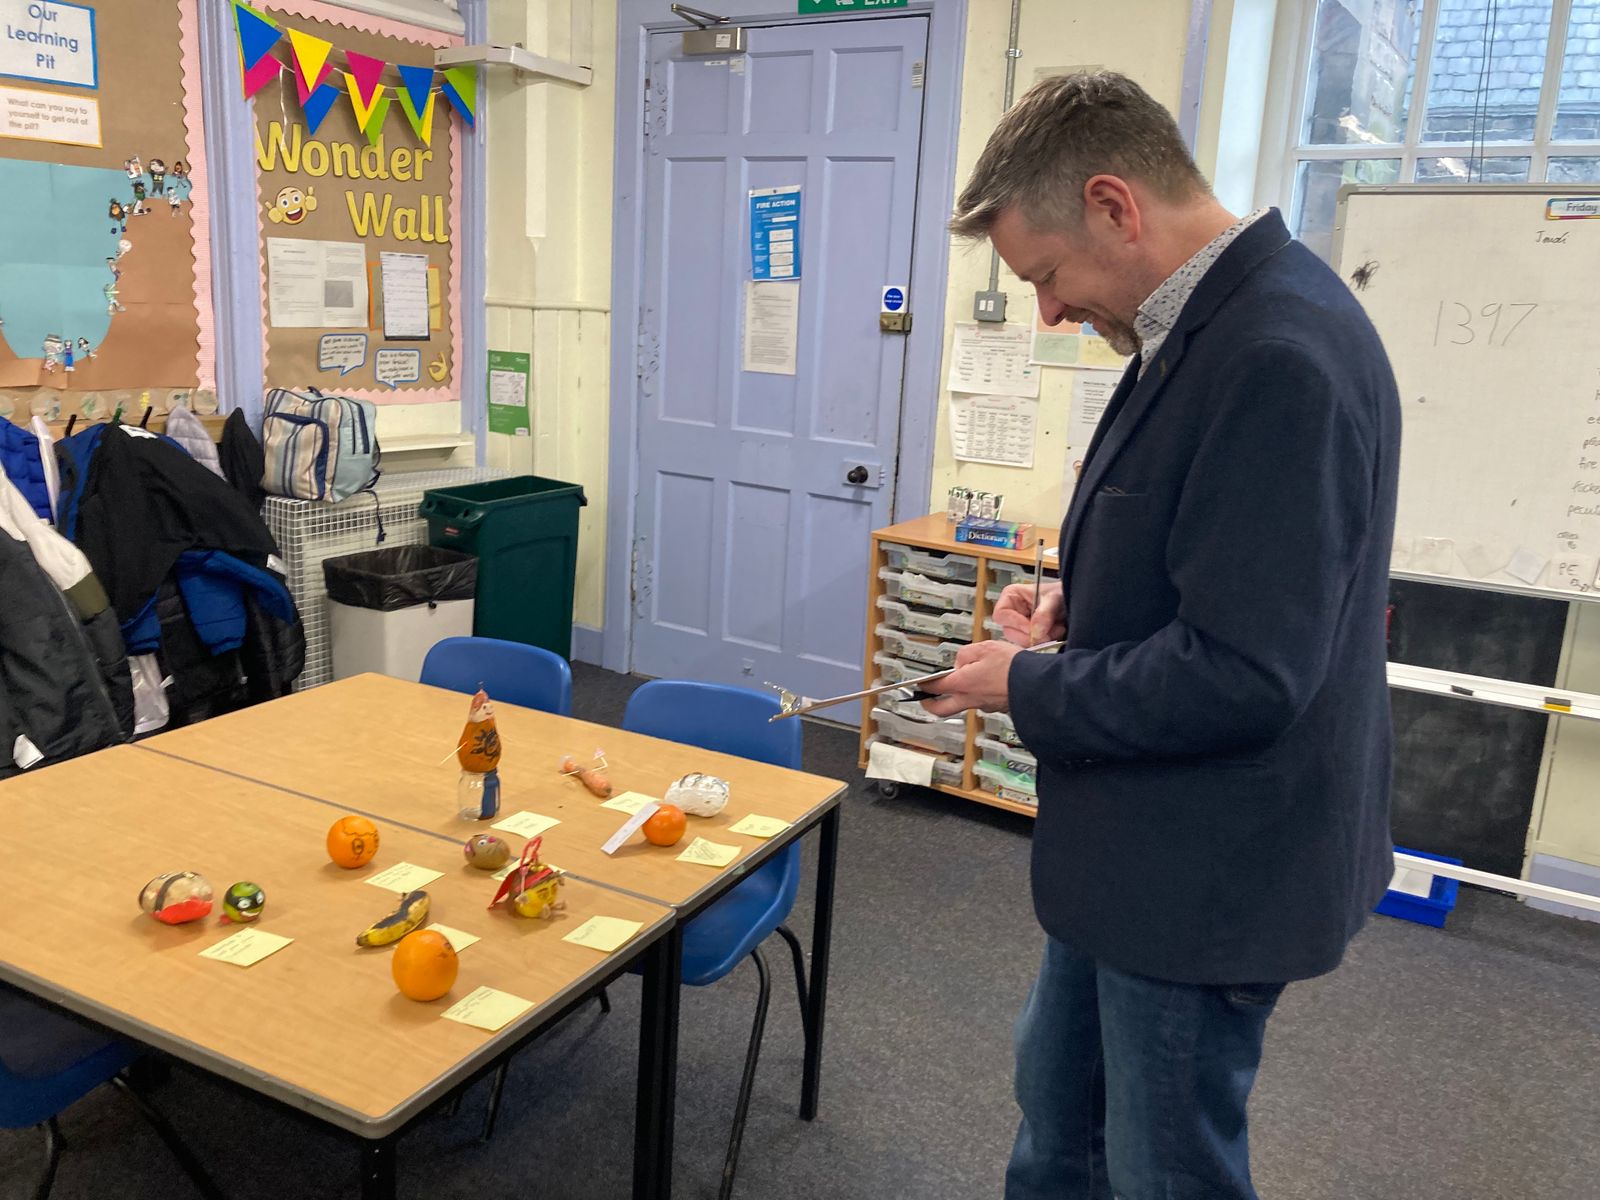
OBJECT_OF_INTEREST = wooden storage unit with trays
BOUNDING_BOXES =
[858,514,1056,816]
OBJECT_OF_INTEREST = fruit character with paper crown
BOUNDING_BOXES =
[489,836,566,920]
[456,688,503,821]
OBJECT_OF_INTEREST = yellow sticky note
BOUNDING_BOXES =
[441,986,534,1032]
[427,923,481,952]
[492,810,563,839]
[200,928,294,968]
[676,838,742,868]
[563,915,645,953]
[364,862,445,893]
[728,814,791,839]
[601,791,657,815]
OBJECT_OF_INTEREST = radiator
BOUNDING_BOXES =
[264,468,508,691]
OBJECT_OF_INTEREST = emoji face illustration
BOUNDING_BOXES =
[267,185,317,225]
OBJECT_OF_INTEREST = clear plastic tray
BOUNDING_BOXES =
[872,650,936,685]
[980,710,1023,746]
[986,560,1058,603]
[876,596,975,641]
[882,542,979,584]
[871,706,967,756]
[879,567,977,613]
[864,736,962,788]
[974,759,1038,802]
[976,734,1038,781]
[876,624,963,669]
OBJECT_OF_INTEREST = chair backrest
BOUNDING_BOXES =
[420,636,572,716]
[622,680,802,769]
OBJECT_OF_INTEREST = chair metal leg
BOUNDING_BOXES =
[774,923,809,1025]
[34,1118,63,1200]
[481,1062,508,1143]
[719,948,772,1200]
[599,986,612,1014]
[112,1075,226,1200]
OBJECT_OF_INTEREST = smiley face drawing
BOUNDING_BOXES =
[267,185,317,225]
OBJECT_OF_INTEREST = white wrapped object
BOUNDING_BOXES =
[666,773,730,817]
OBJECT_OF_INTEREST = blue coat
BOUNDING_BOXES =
[1008,211,1400,985]
[0,418,50,523]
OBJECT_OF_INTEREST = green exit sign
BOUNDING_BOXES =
[799,0,909,11]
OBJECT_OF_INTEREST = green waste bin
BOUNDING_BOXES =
[420,476,587,659]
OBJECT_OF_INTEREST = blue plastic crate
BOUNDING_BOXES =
[1375,847,1462,928]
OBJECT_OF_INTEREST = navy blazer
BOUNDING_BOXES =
[1008,211,1400,985]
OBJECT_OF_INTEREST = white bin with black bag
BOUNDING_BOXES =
[322,547,477,682]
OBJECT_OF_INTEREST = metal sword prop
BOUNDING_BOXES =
[765,639,1064,722]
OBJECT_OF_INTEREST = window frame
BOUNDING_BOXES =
[1258,0,1600,221]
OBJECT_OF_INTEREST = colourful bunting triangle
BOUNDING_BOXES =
[295,62,331,107]
[287,28,333,103]
[396,85,435,145]
[345,50,387,106]
[232,2,281,72]
[440,66,476,125]
[242,52,282,100]
[362,93,392,147]
[397,64,434,121]
[301,80,341,136]
[345,73,386,131]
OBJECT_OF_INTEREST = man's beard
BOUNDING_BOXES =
[1092,314,1139,358]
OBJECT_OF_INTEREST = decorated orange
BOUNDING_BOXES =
[391,929,459,1001]
[326,815,380,869]
[642,803,687,847]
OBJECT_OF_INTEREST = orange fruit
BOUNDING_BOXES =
[642,804,686,847]
[327,815,379,869]
[391,929,458,1001]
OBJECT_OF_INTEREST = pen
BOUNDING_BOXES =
[1030,538,1044,648]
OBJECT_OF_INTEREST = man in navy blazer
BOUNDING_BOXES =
[928,73,1399,1199]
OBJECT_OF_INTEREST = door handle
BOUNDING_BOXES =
[846,465,869,485]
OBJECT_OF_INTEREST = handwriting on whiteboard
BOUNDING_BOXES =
[1432,301,1538,347]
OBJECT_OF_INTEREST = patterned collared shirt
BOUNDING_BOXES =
[1133,208,1270,377]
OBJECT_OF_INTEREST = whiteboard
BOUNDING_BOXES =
[1334,185,1600,602]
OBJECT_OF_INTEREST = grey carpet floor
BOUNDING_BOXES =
[4,662,1599,1199]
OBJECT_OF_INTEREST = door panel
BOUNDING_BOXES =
[633,16,930,711]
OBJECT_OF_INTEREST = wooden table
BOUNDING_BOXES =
[140,674,848,1198]
[0,745,676,1199]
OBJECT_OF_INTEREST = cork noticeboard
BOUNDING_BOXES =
[0,0,213,424]
[251,1,462,402]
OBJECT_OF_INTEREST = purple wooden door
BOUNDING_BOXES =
[632,15,930,713]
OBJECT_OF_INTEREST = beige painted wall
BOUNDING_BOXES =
[927,0,1194,533]
[483,0,615,630]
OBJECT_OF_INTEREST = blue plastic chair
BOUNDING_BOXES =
[421,636,582,1138]
[621,680,809,1200]
[1,987,222,1199]
[419,635,573,716]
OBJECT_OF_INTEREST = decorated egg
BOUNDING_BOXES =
[222,881,266,923]
[139,871,214,925]
[463,833,511,870]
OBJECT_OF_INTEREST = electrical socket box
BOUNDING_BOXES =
[973,290,1008,322]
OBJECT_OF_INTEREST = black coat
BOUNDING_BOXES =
[73,425,279,624]
[0,534,126,775]
[1008,212,1400,985]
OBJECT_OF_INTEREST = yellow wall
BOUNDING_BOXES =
[484,0,1197,639]
[484,0,615,630]
[928,0,1194,533]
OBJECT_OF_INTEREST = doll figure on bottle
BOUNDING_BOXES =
[456,688,503,821]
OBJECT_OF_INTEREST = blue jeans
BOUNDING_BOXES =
[1005,937,1284,1200]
